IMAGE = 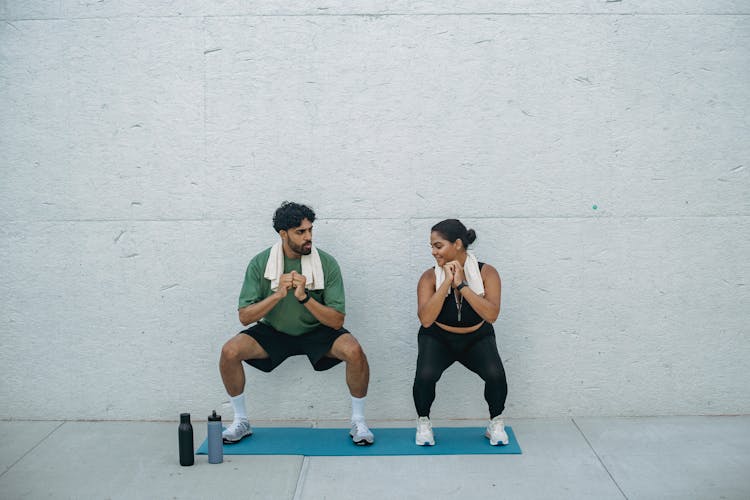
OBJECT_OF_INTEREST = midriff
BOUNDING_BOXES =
[434,320,485,334]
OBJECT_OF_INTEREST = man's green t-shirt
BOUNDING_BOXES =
[237,247,346,336]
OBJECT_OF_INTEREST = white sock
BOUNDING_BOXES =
[230,393,248,422]
[351,396,366,422]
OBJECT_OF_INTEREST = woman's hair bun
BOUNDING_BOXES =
[465,229,477,245]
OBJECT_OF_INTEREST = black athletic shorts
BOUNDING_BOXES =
[240,322,349,372]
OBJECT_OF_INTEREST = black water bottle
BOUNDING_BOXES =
[178,413,194,466]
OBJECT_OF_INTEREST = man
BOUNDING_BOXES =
[219,201,374,445]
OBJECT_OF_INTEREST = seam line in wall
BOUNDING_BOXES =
[4,13,750,22]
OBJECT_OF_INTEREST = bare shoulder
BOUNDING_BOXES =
[481,263,500,280]
[419,268,436,284]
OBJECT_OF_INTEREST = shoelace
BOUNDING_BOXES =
[228,420,247,432]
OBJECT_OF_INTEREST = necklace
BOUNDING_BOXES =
[454,288,463,322]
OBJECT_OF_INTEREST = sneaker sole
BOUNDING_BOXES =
[223,432,253,444]
[484,431,508,446]
[415,439,435,446]
[351,438,374,446]
[350,432,374,446]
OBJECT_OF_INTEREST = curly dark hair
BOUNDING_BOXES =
[431,219,477,248]
[273,201,316,232]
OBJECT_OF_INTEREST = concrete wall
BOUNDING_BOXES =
[1,1,748,421]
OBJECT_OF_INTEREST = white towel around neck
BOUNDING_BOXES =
[264,241,325,291]
[434,252,485,296]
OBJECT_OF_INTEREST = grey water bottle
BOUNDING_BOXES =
[207,410,223,464]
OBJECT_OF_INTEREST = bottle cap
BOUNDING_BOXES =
[180,413,191,423]
[208,410,221,421]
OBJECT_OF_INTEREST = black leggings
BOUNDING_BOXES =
[413,323,508,419]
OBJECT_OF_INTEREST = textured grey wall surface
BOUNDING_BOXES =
[1,2,748,420]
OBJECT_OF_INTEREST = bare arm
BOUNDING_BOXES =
[292,271,345,330]
[455,263,501,323]
[301,296,345,330]
[238,291,285,326]
[417,267,453,327]
[237,272,294,326]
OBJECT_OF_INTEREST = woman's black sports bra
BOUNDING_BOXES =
[435,262,485,327]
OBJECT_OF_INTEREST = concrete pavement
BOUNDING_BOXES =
[1,416,748,500]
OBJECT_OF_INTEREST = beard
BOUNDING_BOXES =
[289,240,312,255]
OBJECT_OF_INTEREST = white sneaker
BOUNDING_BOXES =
[222,419,253,443]
[485,416,509,446]
[349,420,374,446]
[415,416,435,446]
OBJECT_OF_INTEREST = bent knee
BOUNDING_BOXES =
[414,368,442,386]
[220,342,239,361]
[482,367,506,385]
[221,337,251,362]
[339,338,366,363]
[347,344,367,363]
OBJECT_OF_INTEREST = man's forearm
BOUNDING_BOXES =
[238,293,284,325]
[303,297,345,330]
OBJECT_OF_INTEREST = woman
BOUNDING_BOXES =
[413,219,508,446]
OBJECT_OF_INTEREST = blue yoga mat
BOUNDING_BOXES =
[196,426,521,456]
